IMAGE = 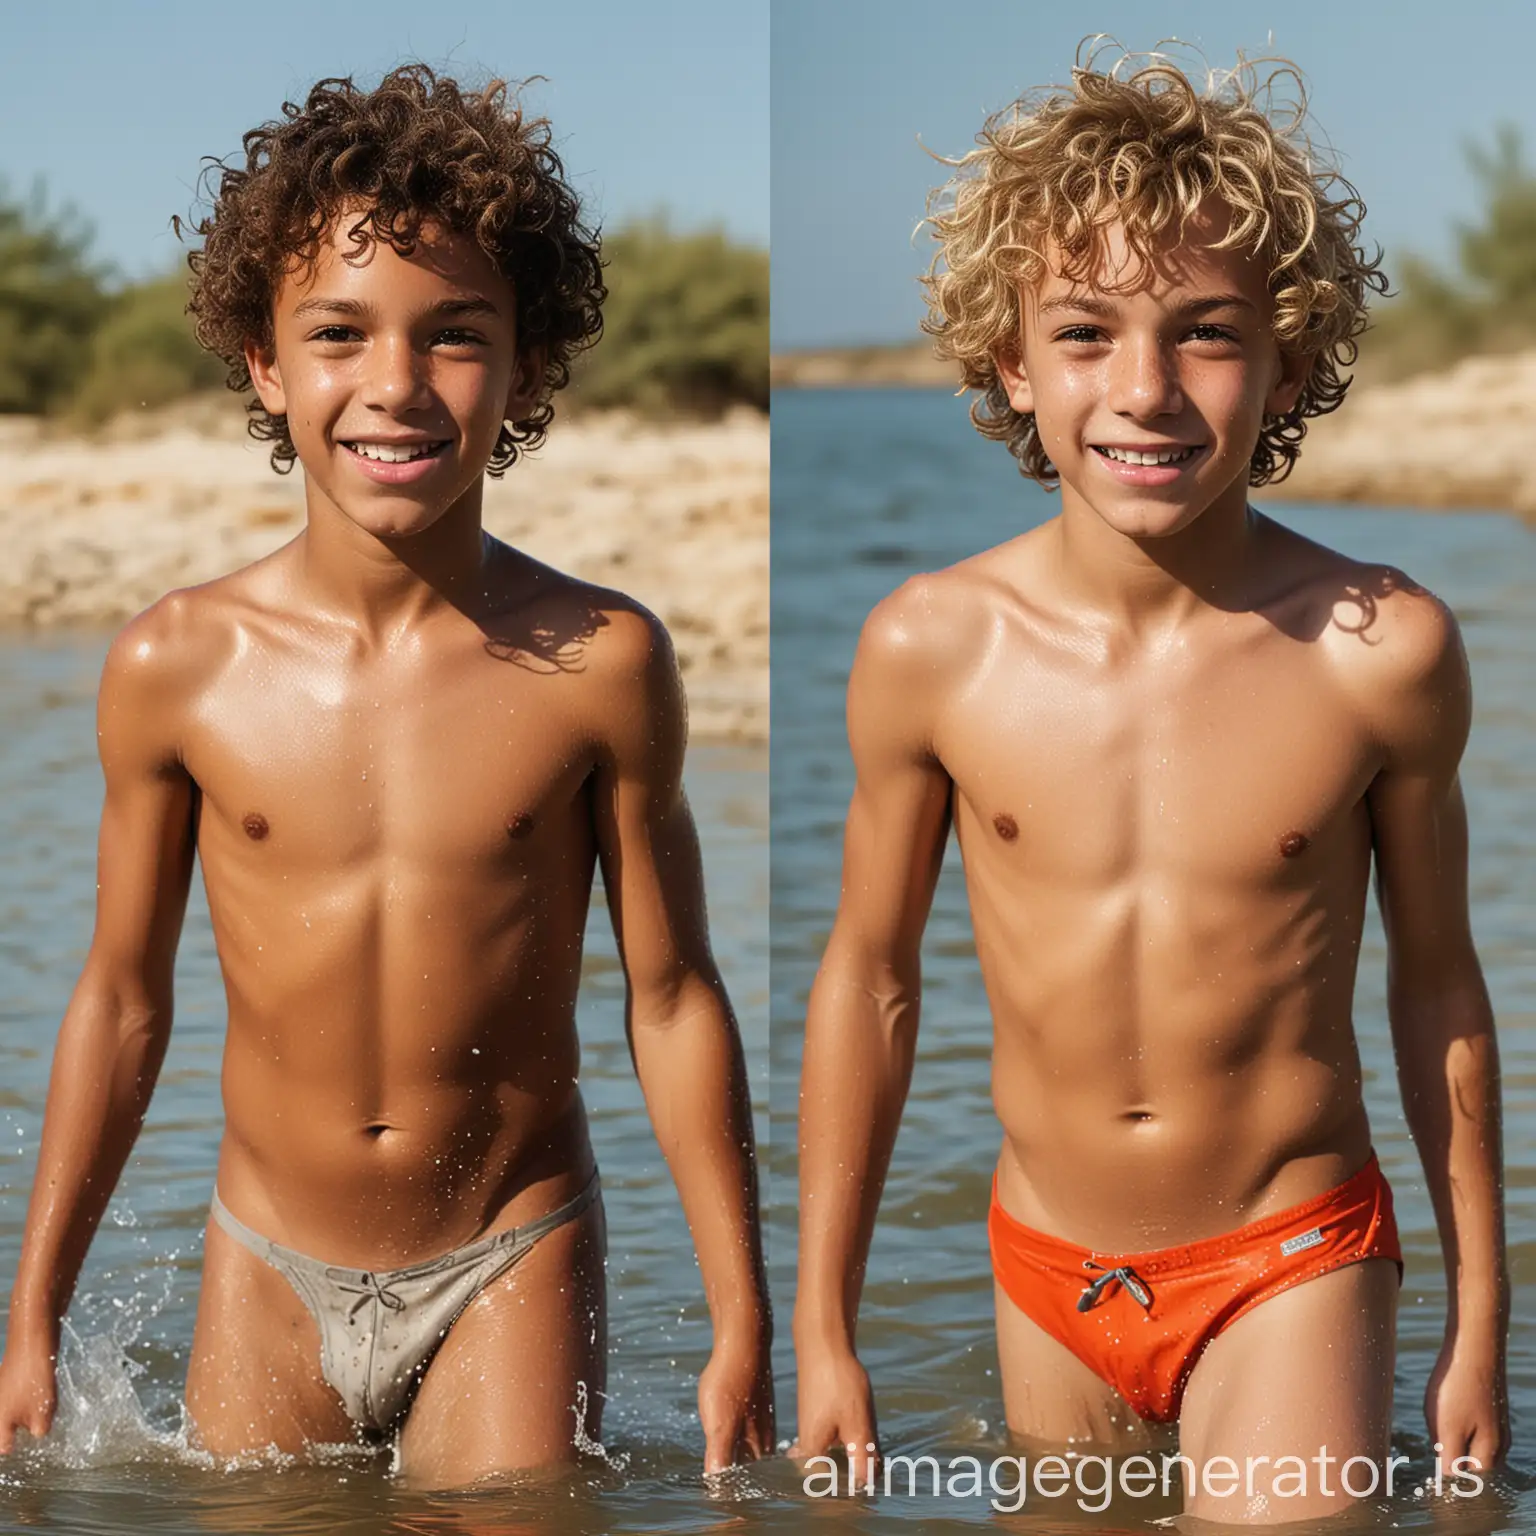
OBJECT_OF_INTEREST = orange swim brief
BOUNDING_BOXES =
[988,1154,1402,1423]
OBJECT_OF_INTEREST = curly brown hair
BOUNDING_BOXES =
[179,65,604,474]
[922,45,1388,486]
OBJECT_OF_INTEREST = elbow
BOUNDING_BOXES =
[1387,959,1494,1045]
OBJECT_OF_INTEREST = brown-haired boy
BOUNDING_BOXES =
[0,66,771,1484]
[793,53,1505,1523]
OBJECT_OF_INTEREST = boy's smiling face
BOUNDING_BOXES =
[245,212,542,540]
[996,203,1311,539]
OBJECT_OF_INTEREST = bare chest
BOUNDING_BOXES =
[182,647,594,871]
[942,632,1378,887]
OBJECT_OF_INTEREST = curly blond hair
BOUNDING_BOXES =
[922,45,1387,485]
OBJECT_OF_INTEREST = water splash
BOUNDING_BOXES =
[704,1462,768,1500]
[571,1380,630,1472]
[49,1294,185,1469]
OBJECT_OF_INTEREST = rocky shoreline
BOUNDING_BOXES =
[773,342,1536,524]
[1267,350,1536,523]
[0,404,768,743]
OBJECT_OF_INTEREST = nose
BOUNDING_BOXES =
[1107,332,1183,420]
[361,331,429,412]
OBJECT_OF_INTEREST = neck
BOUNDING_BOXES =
[297,478,492,641]
[1050,474,1259,633]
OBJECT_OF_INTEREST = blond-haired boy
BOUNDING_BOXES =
[794,53,1505,1523]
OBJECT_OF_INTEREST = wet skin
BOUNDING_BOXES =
[0,217,771,1483]
[794,216,1506,1522]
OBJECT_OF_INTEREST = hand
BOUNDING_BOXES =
[0,1335,57,1454]
[698,1330,774,1475]
[1425,1329,1507,1482]
[790,1342,878,1491]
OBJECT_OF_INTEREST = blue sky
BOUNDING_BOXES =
[0,0,766,283]
[773,0,1536,349]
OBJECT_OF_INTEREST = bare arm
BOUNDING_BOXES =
[589,606,770,1473]
[792,586,955,1467]
[1362,592,1506,1471]
[0,606,197,1449]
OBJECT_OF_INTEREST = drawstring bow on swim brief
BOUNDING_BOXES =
[336,1271,409,1323]
[1077,1259,1153,1313]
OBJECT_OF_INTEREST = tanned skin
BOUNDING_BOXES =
[0,217,772,1486]
[793,208,1506,1524]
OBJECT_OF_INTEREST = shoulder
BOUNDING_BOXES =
[98,586,235,772]
[559,576,685,761]
[482,545,677,682]
[100,563,276,727]
[1297,547,1469,770]
[854,555,1004,695]
[847,555,1014,768]
[545,574,681,707]
[102,582,235,708]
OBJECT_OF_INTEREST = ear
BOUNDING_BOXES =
[994,343,1035,416]
[505,345,547,422]
[1265,345,1313,418]
[243,337,287,417]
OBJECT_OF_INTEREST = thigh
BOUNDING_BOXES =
[397,1194,608,1488]
[185,1216,356,1456]
[1178,1258,1399,1525]
[995,1281,1164,1452]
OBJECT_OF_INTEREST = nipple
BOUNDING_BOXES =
[242,813,270,841]
[1278,831,1310,859]
[507,812,535,840]
[993,813,1019,843]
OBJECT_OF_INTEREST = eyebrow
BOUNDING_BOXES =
[1037,293,1257,319]
[289,295,503,321]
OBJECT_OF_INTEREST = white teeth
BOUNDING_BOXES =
[347,442,441,463]
[1098,445,1197,466]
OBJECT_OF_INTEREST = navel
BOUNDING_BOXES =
[1279,830,1311,859]
[993,812,1019,843]
[242,812,270,841]
[507,812,535,840]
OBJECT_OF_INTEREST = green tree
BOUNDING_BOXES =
[0,189,109,413]
[69,269,224,422]
[1367,126,1536,378]
[579,220,768,414]
[1457,124,1536,317]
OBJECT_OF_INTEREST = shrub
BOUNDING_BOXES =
[577,220,768,414]
[0,190,109,413]
[68,271,224,422]
[1364,127,1536,380]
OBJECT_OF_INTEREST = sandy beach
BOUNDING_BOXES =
[0,403,767,742]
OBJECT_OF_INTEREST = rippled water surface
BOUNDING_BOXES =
[0,636,771,1534]
[770,388,1536,1532]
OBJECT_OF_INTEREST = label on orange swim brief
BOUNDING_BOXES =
[1279,1225,1325,1257]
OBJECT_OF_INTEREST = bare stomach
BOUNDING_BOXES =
[988,1009,1374,1253]
[213,1011,594,1268]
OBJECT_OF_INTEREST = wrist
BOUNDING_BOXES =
[1446,1308,1506,1353]
[4,1301,60,1358]
[792,1307,857,1356]
[708,1287,772,1350]
[712,1314,772,1355]
[1449,1272,1510,1331]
